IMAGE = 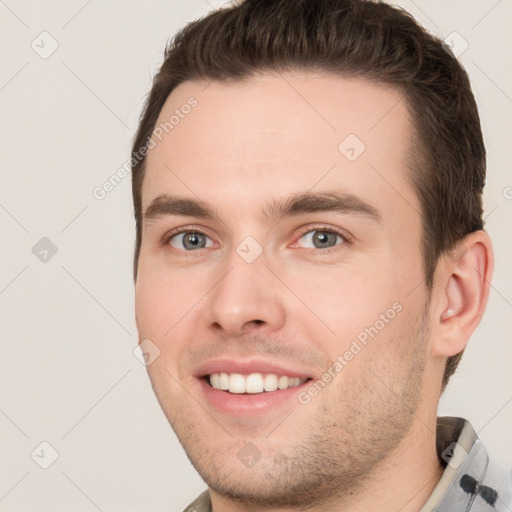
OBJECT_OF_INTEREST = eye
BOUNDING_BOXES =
[163,226,349,253]
[167,230,214,251]
[295,227,347,250]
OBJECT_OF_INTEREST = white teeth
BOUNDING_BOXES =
[263,374,278,391]
[218,372,229,390]
[210,373,221,389]
[245,373,264,394]
[277,375,289,389]
[209,372,305,393]
[229,373,246,394]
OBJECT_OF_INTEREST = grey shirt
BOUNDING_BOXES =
[183,417,512,511]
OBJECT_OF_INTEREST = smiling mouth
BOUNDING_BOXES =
[205,372,312,394]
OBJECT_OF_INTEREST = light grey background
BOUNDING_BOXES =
[0,1,510,510]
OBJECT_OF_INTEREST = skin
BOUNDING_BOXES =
[134,71,493,511]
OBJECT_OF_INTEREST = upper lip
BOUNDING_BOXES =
[194,358,314,380]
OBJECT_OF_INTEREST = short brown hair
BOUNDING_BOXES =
[131,0,486,389]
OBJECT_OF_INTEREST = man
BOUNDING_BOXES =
[131,0,512,510]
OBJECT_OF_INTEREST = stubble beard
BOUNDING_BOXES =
[150,302,431,508]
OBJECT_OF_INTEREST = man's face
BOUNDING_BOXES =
[135,72,434,506]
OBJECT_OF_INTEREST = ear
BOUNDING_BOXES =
[429,230,494,358]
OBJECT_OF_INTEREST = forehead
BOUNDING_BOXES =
[142,71,419,222]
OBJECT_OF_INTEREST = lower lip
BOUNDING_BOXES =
[198,378,311,416]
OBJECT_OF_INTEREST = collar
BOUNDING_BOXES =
[420,416,487,511]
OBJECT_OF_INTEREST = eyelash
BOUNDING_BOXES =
[162,224,352,255]
[293,225,352,252]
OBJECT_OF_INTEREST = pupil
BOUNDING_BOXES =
[185,232,205,249]
[314,231,335,248]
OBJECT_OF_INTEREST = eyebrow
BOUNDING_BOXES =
[143,191,382,225]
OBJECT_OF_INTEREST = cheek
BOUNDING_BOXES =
[134,261,199,341]
[281,261,401,346]
[135,279,169,337]
[135,278,187,386]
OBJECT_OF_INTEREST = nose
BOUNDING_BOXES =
[204,247,287,337]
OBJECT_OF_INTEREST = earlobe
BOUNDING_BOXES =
[432,230,494,357]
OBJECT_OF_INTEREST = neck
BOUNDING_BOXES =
[210,415,444,512]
